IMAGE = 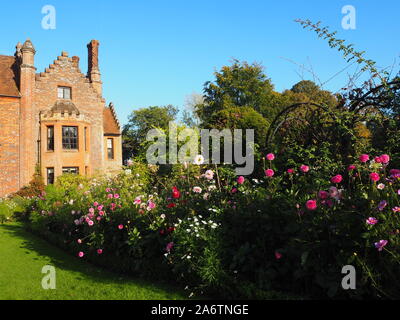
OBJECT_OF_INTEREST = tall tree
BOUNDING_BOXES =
[195,60,280,150]
[122,105,178,160]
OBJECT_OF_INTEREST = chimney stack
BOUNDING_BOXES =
[19,39,37,187]
[87,40,102,95]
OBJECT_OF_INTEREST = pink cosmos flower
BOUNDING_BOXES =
[93,202,99,207]
[366,217,378,225]
[99,211,105,216]
[318,190,329,199]
[118,224,124,230]
[275,251,282,260]
[265,169,275,177]
[306,199,317,210]
[193,186,202,193]
[300,165,310,173]
[204,170,214,180]
[96,216,102,221]
[287,168,294,174]
[97,249,103,255]
[398,190,400,196]
[114,194,120,199]
[378,200,387,211]
[134,197,141,204]
[331,175,343,184]
[380,154,390,164]
[77,239,82,244]
[359,154,370,163]
[166,242,174,253]
[97,205,103,211]
[370,172,380,182]
[107,193,113,199]
[374,156,382,163]
[389,169,400,178]
[392,207,400,213]
[329,186,341,200]
[88,220,94,226]
[237,176,245,184]
[377,183,385,190]
[231,188,238,194]
[325,199,333,208]
[89,207,95,214]
[147,201,156,209]
[347,165,356,171]
[106,188,111,193]
[78,251,84,258]
[266,153,275,161]
[374,240,388,251]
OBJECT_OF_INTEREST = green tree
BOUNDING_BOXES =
[196,60,281,121]
[123,105,178,160]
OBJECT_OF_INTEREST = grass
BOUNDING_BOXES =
[0,222,186,300]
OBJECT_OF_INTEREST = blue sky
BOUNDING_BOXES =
[1,0,399,125]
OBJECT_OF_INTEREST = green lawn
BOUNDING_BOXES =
[0,222,186,300]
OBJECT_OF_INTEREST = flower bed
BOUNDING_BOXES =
[18,154,400,299]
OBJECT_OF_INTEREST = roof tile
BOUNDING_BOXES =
[0,55,19,97]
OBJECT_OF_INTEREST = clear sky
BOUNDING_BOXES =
[1,0,399,124]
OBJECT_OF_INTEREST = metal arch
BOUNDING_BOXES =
[266,102,338,147]
[349,80,400,113]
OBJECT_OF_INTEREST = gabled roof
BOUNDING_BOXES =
[103,104,121,135]
[0,55,19,97]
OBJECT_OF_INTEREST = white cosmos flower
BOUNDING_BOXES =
[193,155,205,165]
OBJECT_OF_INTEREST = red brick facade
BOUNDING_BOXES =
[0,39,122,197]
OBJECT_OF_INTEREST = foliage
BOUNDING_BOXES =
[13,165,45,198]
[11,150,400,299]
[122,105,178,160]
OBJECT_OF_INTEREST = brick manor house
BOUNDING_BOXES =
[0,39,122,197]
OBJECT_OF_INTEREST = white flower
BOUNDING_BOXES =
[69,199,74,205]
[193,186,202,193]
[160,214,166,219]
[193,155,205,165]
[204,170,214,180]
[377,183,385,190]
[125,169,132,175]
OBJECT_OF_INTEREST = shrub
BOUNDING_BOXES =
[19,153,400,299]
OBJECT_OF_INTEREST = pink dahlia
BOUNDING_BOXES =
[266,153,275,161]
[306,199,317,211]
[265,169,275,177]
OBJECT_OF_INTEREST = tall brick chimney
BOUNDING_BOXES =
[87,40,102,95]
[20,38,37,187]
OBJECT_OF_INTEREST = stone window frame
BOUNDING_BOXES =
[57,86,72,100]
[62,126,79,150]
[62,167,79,175]
[107,138,114,160]
[46,167,55,185]
[47,125,54,151]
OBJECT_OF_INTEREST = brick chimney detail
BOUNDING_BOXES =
[87,40,102,95]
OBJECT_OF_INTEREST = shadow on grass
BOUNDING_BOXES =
[0,223,187,299]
